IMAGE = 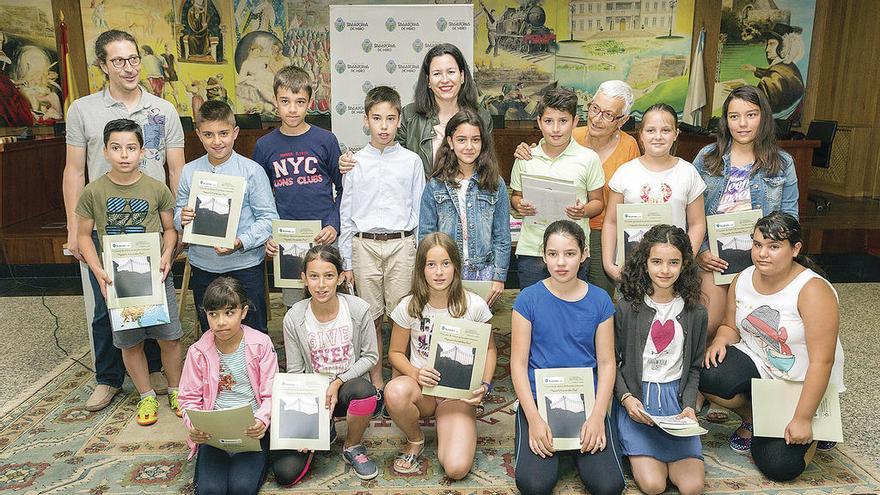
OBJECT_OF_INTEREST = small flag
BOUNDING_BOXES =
[683,28,707,126]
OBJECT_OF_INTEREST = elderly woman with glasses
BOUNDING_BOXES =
[513,80,640,295]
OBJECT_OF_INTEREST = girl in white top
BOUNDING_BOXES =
[602,103,707,282]
[384,232,497,478]
[700,212,845,481]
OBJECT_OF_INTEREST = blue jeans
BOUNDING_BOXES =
[190,264,267,333]
[195,435,269,495]
[516,255,590,290]
[88,232,162,388]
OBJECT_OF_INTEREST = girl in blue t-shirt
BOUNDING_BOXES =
[510,220,624,495]
[614,224,707,495]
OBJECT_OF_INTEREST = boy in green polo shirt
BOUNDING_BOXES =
[510,87,605,289]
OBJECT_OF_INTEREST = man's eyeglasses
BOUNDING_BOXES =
[587,103,625,122]
[107,55,141,69]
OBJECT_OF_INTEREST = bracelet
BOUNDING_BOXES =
[620,393,633,404]
[481,381,494,395]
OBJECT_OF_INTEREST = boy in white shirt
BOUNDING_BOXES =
[339,86,425,398]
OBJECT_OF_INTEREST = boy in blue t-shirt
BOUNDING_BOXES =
[254,65,343,306]
[175,100,278,333]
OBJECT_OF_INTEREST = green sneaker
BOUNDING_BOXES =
[169,390,182,418]
[136,396,159,426]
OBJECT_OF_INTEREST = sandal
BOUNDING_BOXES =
[729,421,753,453]
[706,407,730,423]
[392,434,426,474]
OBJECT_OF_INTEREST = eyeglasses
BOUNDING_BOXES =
[587,103,625,122]
[107,55,141,69]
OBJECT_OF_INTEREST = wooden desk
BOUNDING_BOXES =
[492,128,819,217]
[0,136,65,228]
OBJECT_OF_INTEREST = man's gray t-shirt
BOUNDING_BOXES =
[65,87,185,184]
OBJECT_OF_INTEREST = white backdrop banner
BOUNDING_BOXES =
[329,4,474,151]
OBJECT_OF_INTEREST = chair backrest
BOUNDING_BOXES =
[305,113,332,131]
[179,116,194,132]
[805,120,837,168]
[774,118,791,140]
[235,113,262,130]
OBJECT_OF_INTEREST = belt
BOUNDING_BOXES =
[356,230,414,241]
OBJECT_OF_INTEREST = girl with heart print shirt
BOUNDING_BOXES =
[613,224,707,495]
[601,103,707,283]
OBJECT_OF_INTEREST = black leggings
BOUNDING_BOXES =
[514,405,625,495]
[699,345,814,481]
[271,377,376,486]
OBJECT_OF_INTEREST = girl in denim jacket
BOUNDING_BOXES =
[693,86,798,342]
[418,109,511,305]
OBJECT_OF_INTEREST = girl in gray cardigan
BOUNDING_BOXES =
[271,245,380,484]
[614,224,707,495]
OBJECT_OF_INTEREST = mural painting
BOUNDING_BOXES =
[0,0,62,126]
[712,0,816,124]
[80,0,237,119]
[474,0,695,121]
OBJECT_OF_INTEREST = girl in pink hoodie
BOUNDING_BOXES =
[178,277,278,495]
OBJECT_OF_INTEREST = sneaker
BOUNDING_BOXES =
[729,421,753,453]
[85,384,121,412]
[817,441,836,452]
[342,444,379,480]
[150,372,168,395]
[168,390,183,418]
[136,396,159,426]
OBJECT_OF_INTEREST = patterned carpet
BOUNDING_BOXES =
[2,293,879,494]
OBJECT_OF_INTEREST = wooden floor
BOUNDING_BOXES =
[2,195,879,264]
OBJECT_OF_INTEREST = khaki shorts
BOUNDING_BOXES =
[352,234,416,320]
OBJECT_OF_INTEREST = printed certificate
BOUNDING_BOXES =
[186,405,262,453]
[642,412,708,437]
[615,203,673,266]
[101,232,163,308]
[535,367,595,451]
[462,280,492,302]
[272,220,322,289]
[751,379,843,442]
[271,373,331,451]
[183,171,246,249]
[423,315,492,400]
[521,174,579,229]
[707,209,762,285]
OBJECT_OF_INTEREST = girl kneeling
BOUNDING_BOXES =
[273,245,380,483]
[179,277,278,495]
[384,232,497,479]
[615,224,707,495]
[511,220,625,495]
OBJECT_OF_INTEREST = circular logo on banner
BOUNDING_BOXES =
[412,38,424,53]
[335,101,347,115]
[436,17,448,32]
[385,59,397,74]
[362,81,374,94]
[335,60,346,74]
[385,17,397,32]
[334,17,345,32]
[361,39,373,53]
[362,125,371,136]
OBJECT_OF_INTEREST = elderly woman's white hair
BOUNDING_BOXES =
[595,80,634,116]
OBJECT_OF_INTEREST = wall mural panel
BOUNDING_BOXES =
[76,0,698,122]
[712,0,816,124]
[0,0,61,126]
